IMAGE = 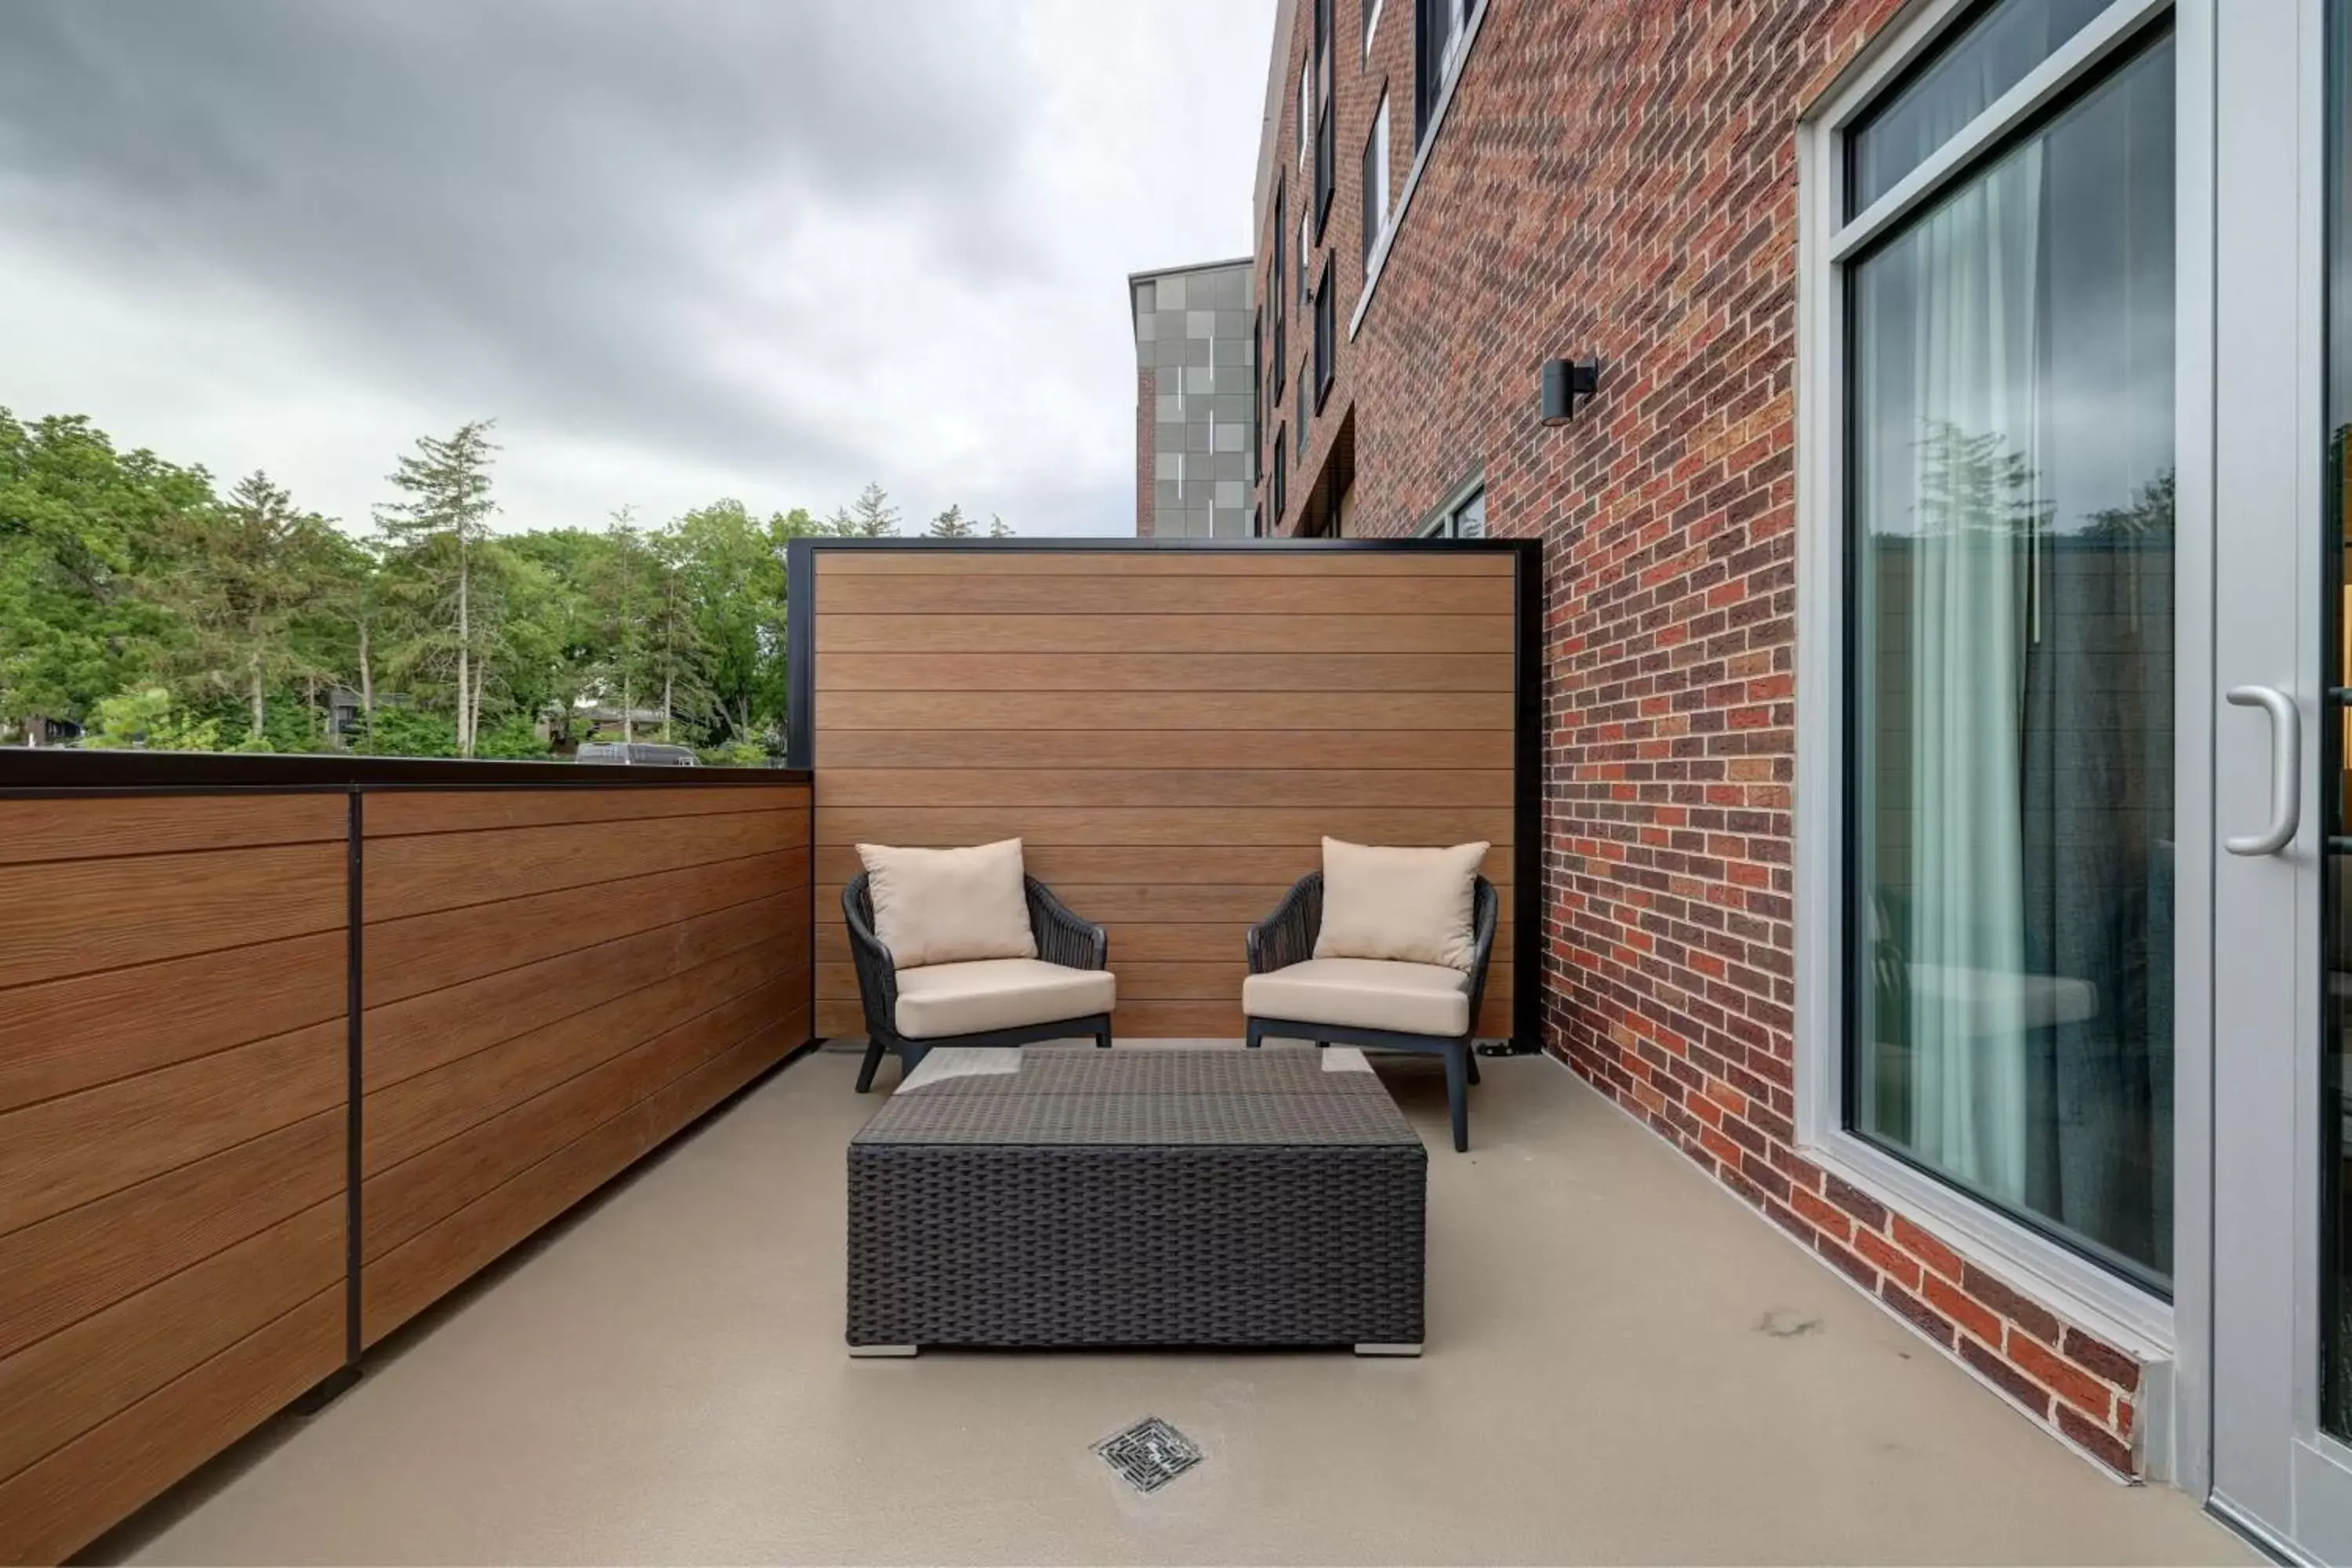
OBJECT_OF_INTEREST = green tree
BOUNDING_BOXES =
[673,499,788,750]
[586,509,656,742]
[144,470,339,742]
[836,481,900,537]
[0,410,212,741]
[988,513,1012,538]
[927,503,975,539]
[81,685,222,752]
[375,420,502,756]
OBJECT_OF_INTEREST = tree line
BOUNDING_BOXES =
[0,409,1007,759]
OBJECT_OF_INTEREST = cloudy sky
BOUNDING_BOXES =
[0,0,1272,538]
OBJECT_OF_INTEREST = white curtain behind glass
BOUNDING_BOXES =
[1872,148,2046,1207]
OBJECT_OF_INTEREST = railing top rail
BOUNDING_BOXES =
[0,750,811,793]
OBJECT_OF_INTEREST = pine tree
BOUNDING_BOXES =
[928,503,975,539]
[374,421,501,756]
[988,513,1012,538]
[844,481,900,537]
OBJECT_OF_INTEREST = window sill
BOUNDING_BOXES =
[1798,1127,2175,1364]
[1349,0,1490,341]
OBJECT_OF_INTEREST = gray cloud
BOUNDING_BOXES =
[0,0,1271,536]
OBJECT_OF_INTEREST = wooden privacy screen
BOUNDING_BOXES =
[0,758,812,1565]
[789,539,1539,1043]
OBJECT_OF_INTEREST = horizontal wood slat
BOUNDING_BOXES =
[0,1198,340,1485]
[364,935,799,1176]
[0,793,345,866]
[363,1021,792,1345]
[815,653,1513,693]
[364,782,807,837]
[818,808,1512,849]
[820,729,1514,770]
[0,1111,341,1366]
[817,691,1514,731]
[0,843,346,989]
[0,1287,342,1568]
[365,980,805,1261]
[815,614,1513,654]
[0,1022,343,1240]
[815,841,1512,887]
[365,891,805,1094]
[818,573,1512,617]
[817,550,1512,576]
[365,808,804,922]
[363,849,806,1009]
[0,931,343,1114]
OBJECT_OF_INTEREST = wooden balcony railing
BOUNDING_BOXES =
[0,754,812,1564]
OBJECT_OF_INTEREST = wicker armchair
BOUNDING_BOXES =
[1243,871,1500,1151]
[844,872,1112,1093]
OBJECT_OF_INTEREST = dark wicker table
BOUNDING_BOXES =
[847,1046,1427,1356]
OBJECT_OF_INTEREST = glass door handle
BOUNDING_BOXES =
[2226,684,2302,856]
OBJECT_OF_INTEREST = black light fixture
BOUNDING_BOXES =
[1540,357,1600,426]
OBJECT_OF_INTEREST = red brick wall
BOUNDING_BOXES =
[1252,0,2148,1476]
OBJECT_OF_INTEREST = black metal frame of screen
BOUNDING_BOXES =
[784,534,1547,1055]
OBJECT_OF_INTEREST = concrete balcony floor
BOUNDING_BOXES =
[97,1047,2247,1566]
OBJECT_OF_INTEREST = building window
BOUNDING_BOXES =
[1818,1,2176,1290]
[1363,94,1391,277]
[1313,262,1334,410]
[1298,56,1312,176]
[1418,483,1483,538]
[1299,209,1312,308]
[1363,0,1382,55]
[1295,371,1307,463]
[1270,427,1286,523]
[1269,188,1287,405]
[1414,0,1471,143]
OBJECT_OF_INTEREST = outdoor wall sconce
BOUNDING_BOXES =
[1540,357,1600,426]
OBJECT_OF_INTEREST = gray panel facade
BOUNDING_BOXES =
[1131,258,1258,538]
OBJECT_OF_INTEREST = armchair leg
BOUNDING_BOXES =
[897,1042,929,1081]
[1094,1024,1112,1049]
[855,1037,887,1094]
[1443,1044,1470,1152]
[1246,1019,1265,1049]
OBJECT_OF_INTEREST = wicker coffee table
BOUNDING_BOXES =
[846,1045,1427,1356]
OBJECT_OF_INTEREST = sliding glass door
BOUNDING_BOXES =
[2207,0,2352,1558]
[1846,9,2178,1291]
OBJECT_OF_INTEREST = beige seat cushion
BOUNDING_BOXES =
[894,958,1116,1040]
[1313,837,1489,971]
[857,840,1037,967]
[1242,956,1472,1037]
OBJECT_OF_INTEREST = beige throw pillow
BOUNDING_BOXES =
[856,840,1038,969]
[1313,837,1489,971]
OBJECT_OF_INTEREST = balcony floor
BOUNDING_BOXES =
[99,1047,2245,1566]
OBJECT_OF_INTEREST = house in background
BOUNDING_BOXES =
[1129,256,1259,538]
[1251,0,2352,1553]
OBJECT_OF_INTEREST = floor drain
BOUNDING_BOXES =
[1094,1416,1202,1494]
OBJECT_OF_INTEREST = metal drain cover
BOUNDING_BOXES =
[1094,1416,1202,1494]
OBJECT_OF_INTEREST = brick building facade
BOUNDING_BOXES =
[1250,0,2165,1481]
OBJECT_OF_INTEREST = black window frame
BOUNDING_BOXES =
[1313,259,1334,411]
[1270,426,1287,522]
[1361,93,1388,276]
